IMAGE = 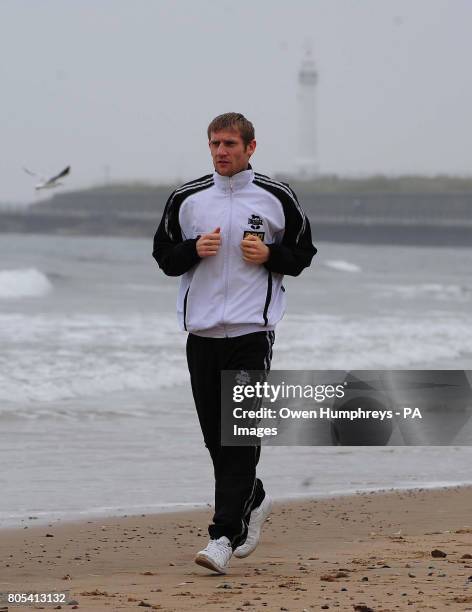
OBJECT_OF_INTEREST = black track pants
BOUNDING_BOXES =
[186,331,275,549]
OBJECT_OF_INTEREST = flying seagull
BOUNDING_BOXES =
[23,165,71,190]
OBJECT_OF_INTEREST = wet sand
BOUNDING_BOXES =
[2,486,472,611]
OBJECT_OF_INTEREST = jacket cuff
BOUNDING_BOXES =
[183,238,201,263]
[264,243,288,272]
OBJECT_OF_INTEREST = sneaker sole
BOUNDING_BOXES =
[233,546,253,559]
[233,498,272,559]
[194,552,227,574]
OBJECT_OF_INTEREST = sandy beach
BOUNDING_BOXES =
[2,487,472,611]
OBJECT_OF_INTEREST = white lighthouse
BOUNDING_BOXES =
[296,48,318,179]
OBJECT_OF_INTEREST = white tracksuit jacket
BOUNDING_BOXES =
[153,166,316,338]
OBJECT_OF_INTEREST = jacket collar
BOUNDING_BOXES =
[213,164,254,192]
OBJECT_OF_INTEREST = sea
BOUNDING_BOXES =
[1,233,472,528]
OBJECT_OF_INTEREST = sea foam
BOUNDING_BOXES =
[324,260,361,273]
[0,268,52,299]
[1,310,471,410]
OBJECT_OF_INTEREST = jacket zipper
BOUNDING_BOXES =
[222,177,233,337]
[262,271,273,326]
[183,285,190,331]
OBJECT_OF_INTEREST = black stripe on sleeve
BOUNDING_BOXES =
[254,175,317,277]
[152,175,214,276]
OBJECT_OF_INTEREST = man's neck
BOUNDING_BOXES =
[218,163,252,178]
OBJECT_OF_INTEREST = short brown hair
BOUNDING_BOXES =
[207,112,255,147]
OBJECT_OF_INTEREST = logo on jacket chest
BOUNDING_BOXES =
[243,214,265,241]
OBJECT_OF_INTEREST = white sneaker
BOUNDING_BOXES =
[194,536,233,574]
[233,495,272,558]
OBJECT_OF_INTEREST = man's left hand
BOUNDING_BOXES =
[240,234,270,264]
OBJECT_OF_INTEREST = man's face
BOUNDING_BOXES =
[209,129,256,177]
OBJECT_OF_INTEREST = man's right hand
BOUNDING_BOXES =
[196,227,221,258]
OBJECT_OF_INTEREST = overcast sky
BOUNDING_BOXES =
[1,0,471,203]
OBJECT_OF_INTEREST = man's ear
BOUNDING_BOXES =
[247,139,257,157]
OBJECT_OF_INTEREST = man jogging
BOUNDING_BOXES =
[153,112,316,574]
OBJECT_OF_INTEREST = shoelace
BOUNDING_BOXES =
[206,539,231,560]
